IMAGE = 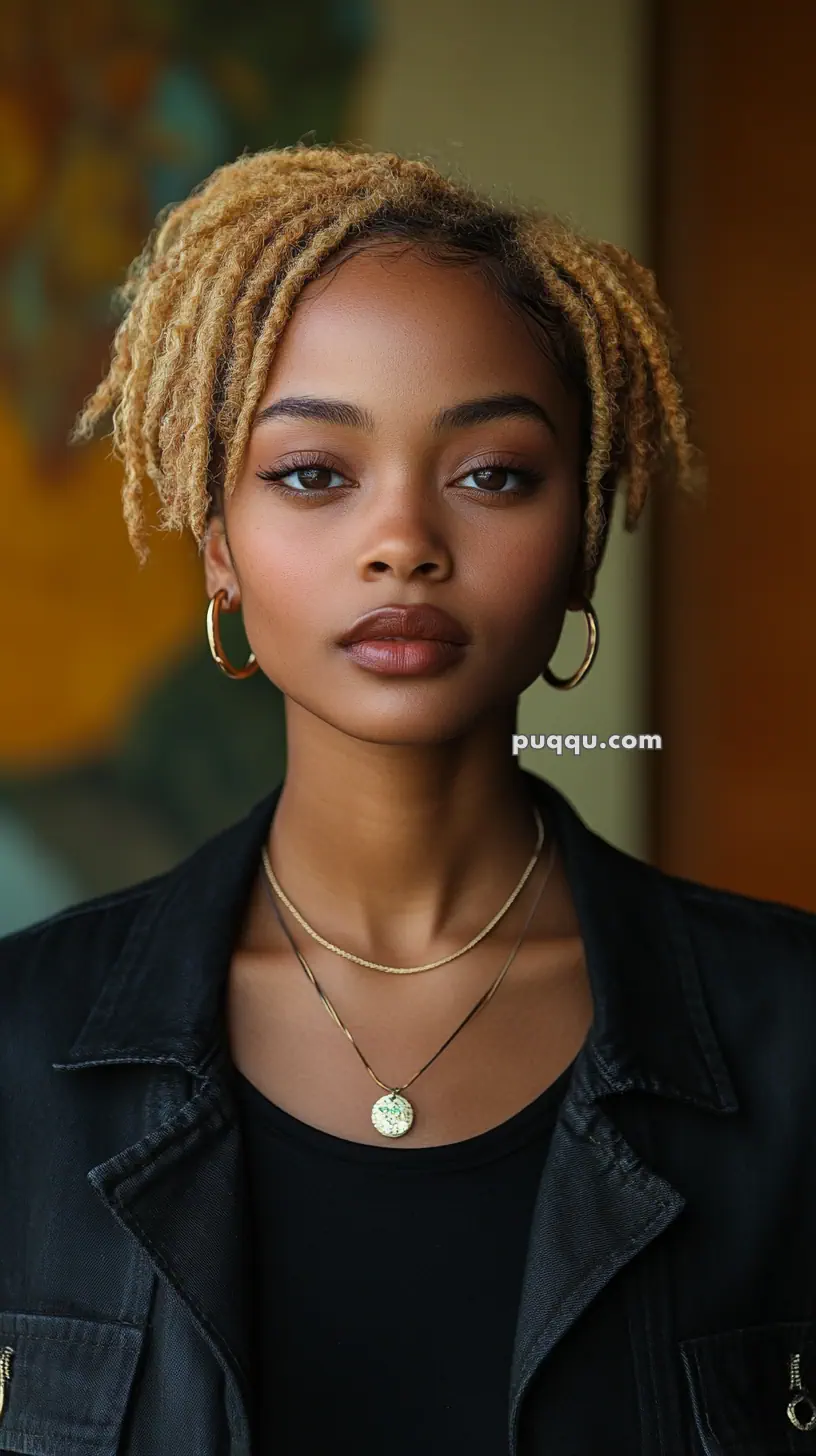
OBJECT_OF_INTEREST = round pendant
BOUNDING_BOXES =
[371,1092,414,1139]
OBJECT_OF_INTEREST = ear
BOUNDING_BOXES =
[565,544,596,611]
[202,515,241,603]
[567,577,599,610]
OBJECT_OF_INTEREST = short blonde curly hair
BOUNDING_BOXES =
[72,140,700,569]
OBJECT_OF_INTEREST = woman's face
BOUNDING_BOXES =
[204,242,586,744]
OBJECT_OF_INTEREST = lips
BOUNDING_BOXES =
[337,605,470,646]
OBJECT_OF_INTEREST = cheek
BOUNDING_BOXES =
[236,534,325,646]
[464,487,581,632]
[218,497,322,642]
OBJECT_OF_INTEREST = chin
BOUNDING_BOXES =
[312,698,486,747]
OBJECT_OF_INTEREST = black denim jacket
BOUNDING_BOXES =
[1,768,816,1456]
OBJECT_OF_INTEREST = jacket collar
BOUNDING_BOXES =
[59,768,737,1115]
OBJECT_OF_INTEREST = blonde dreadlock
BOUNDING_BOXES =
[72,141,701,570]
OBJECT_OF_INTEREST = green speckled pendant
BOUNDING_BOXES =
[371,1092,414,1139]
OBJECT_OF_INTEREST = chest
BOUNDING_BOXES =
[225,934,592,1146]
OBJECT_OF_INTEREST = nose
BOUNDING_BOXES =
[355,488,454,582]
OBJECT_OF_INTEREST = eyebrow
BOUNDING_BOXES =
[252,391,558,437]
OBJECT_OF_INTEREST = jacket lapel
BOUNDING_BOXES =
[507,1065,687,1450]
[506,774,739,1453]
[53,790,281,1454]
[51,770,740,1455]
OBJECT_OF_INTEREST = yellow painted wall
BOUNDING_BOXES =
[2,397,202,768]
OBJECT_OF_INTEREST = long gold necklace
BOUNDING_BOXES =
[260,803,545,975]
[260,834,557,1139]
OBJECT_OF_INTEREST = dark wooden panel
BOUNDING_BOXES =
[651,0,816,909]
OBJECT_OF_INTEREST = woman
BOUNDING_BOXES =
[1,143,815,1456]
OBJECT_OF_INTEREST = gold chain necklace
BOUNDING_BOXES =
[260,804,545,975]
[260,833,557,1139]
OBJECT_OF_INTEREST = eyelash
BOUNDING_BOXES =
[255,451,545,502]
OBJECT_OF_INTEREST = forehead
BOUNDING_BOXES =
[261,243,572,411]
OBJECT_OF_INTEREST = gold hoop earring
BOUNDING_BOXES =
[542,598,599,690]
[206,589,259,680]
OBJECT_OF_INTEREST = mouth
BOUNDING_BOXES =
[337,605,470,648]
[340,636,468,677]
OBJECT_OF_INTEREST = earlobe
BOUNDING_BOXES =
[565,534,595,612]
[566,566,595,613]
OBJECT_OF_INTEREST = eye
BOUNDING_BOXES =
[456,463,543,496]
[277,466,346,492]
[256,457,348,493]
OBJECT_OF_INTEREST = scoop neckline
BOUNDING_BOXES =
[231,1057,575,1170]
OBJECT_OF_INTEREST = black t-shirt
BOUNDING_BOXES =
[234,1059,575,1454]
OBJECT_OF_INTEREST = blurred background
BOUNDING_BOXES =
[2,0,814,933]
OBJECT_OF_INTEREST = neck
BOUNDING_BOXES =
[265,700,547,966]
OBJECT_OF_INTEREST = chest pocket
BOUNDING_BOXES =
[0,1311,145,1455]
[680,1319,816,1455]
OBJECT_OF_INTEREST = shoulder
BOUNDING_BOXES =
[583,802,816,959]
[0,872,168,997]
[0,785,277,1014]
[667,864,816,960]
[585,832,816,1093]
[572,792,816,1016]
[0,872,173,1084]
[642,853,816,1017]
[534,771,816,978]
